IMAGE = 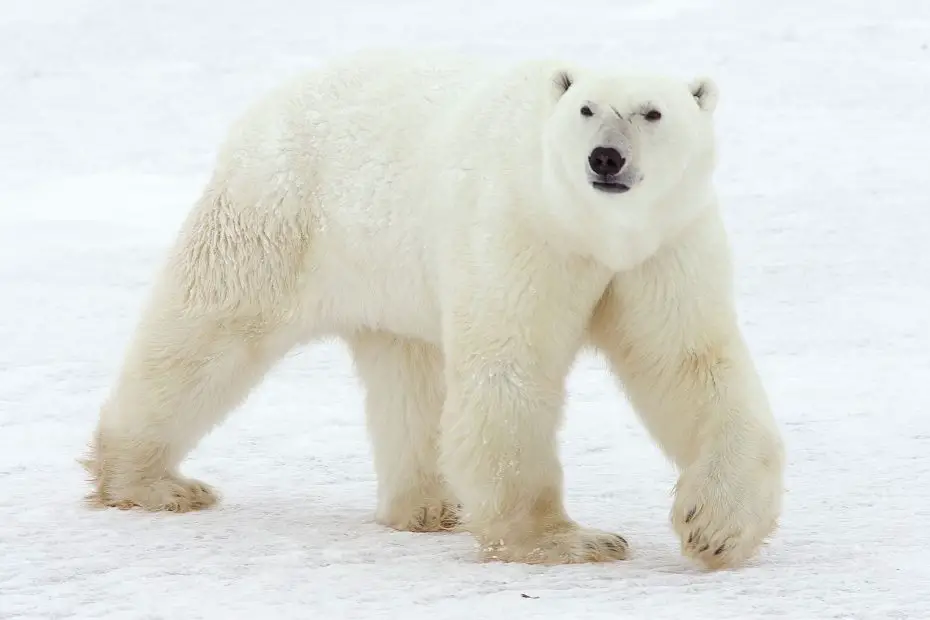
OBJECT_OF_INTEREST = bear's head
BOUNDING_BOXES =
[539,67,719,267]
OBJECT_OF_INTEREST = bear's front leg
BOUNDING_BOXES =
[348,330,460,533]
[590,210,785,570]
[438,243,627,565]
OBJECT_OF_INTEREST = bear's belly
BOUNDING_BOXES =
[296,229,444,345]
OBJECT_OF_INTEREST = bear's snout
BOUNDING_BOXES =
[588,146,626,177]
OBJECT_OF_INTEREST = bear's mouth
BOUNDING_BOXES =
[592,181,630,194]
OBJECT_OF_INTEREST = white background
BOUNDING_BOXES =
[1,0,929,618]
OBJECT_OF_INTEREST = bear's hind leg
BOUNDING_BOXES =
[84,306,294,512]
[348,330,459,533]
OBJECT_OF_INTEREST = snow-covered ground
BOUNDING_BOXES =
[2,0,929,617]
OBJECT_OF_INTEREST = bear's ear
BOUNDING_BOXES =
[690,76,719,113]
[554,70,573,97]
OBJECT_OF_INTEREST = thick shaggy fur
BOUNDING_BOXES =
[83,50,785,570]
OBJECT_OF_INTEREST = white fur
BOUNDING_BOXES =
[83,50,784,570]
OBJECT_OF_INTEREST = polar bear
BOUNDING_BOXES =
[83,50,785,570]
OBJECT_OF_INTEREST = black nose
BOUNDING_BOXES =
[588,147,625,176]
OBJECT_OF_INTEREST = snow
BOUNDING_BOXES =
[2,0,929,617]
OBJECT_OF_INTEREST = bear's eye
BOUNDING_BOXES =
[644,109,662,122]
[580,105,593,117]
